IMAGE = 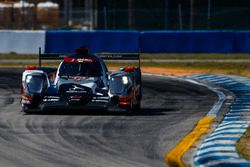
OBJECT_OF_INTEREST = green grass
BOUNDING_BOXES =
[1,53,250,77]
[141,53,250,59]
[106,61,250,70]
[0,62,60,68]
[236,126,250,160]
[0,54,37,59]
[108,62,250,76]
[1,61,250,76]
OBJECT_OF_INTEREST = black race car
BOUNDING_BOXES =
[21,48,141,113]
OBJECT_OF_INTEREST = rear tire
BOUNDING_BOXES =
[129,100,141,114]
[22,108,32,114]
[135,101,141,112]
[22,106,42,114]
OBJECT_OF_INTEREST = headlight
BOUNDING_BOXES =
[26,75,32,83]
[122,76,128,85]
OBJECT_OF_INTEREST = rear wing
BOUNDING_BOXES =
[97,53,141,68]
[38,48,67,67]
[38,48,140,68]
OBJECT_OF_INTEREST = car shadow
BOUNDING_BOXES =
[133,108,176,116]
[22,107,176,116]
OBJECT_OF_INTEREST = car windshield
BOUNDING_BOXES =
[110,77,123,94]
[59,61,102,78]
[25,75,44,94]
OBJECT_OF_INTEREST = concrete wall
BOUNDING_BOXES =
[0,30,45,54]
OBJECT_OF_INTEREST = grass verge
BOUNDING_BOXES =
[141,53,250,60]
[2,61,250,77]
[0,54,37,59]
[106,62,250,77]
[236,126,250,160]
[2,53,250,77]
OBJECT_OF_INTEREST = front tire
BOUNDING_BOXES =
[128,100,141,114]
[22,107,32,114]
[134,101,141,112]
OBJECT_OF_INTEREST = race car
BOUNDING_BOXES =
[21,47,141,114]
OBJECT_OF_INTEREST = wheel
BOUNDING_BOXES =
[134,101,141,112]
[22,107,32,114]
[22,106,42,114]
[128,99,140,114]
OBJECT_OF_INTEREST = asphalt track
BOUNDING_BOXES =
[0,68,217,167]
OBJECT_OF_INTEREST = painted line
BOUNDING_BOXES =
[198,144,235,150]
[194,152,238,160]
[209,131,245,137]
[164,116,215,167]
[198,160,250,167]
[199,141,236,149]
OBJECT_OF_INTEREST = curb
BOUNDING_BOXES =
[165,116,215,167]
[191,74,250,166]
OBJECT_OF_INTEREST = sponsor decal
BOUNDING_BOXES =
[66,85,87,93]
[77,58,94,63]
[93,96,109,100]
[64,57,97,63]
[70,95,82,99]
[43,99,60,102]
[43,96,60,102]
[91,99,109,103]
[44,96,60,99]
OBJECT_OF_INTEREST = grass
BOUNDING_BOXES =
[141,53,250,59]
[0,54,37,59]
[236,126,250,160]
[1,53,250,77]
[107,62,250,76]
[3,61,250,77]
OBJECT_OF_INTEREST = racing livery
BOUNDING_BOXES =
[21,48,141,113]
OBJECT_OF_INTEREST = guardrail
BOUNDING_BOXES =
[0,30,45,54]
[140,31,234,53]
[45,30,140,54]
[1,30,250,54]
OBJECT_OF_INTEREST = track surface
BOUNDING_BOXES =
[0,69,217,167]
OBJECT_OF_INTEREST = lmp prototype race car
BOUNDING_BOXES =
[21,47,141,114]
